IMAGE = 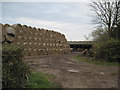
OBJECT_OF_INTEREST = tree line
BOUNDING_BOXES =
[89,0,120,62]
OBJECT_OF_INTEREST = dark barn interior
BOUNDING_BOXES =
[68,41,93,52]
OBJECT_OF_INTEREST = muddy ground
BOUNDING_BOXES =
[24,53,118,88]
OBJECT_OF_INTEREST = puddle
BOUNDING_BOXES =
[67,69,79,73]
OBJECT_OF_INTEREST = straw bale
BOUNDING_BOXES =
[28,42,33,48]
[2,25,8,42]
[27,48,32,56]
[32,27,36,35]
[34,37,39,42]
[16,42,21,46]
[22,25,30,36]
[33,48,37,56]
[2,24,70,55]
[23,48,29,56]
[28,37,32,41]
[24,37,29,42]
[5,35,14,42]
[12,24,22,28]
[38,38,42,42]
[30,49,35,56]
[38,48,42,55]
[28,26,33,35]
[42,49,46,55]
[17,36,24,44]
[0,24,3,42]
[6,26,15,35]
[4,24,10,28]
[12,24,23,36]
[2,25,8,35]
[23,42,28,48]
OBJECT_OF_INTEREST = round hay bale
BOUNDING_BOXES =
[23,48,29,56]
[22,25,30,37]
[28,42,32,48]
[17,36,24,43]
[2,24,15,43]
[32,27,36,34]
[33,48,37,55]
[38,48,42,55]
[38,38,42,42]
[28,26,33,36]
[0,24,3,42]
[6,26,15,35]
[28,37,32,42]
[27,48,32,56]
[2,25,8,40]
[24,37,29,42]
[12,24,23,36]
[23,42,29,48]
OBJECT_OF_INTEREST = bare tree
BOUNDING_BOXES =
[90,0,120,39]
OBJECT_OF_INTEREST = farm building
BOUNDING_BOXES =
[68,41,93,52]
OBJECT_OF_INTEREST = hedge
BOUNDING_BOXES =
[94,39,120,62]
[2,46,30,88]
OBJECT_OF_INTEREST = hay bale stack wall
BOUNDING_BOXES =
[1,24,71,56]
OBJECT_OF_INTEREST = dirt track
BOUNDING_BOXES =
[24,53,118,88]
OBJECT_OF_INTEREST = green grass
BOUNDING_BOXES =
[74,55,119,66]
[26,72,59,88]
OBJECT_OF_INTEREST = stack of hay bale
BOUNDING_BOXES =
[1,24,71,56]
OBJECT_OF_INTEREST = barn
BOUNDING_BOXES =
[68,41,93,52]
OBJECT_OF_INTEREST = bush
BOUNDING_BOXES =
[2,45,30,88]
[87,49,94,57]
[94,39,120,62]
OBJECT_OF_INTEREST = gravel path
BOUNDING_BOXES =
[24,53,118,88]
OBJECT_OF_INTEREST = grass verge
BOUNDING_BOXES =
[74,55,119,66]
[26,72,60,88]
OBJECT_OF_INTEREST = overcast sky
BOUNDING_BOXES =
[1,0,95,41]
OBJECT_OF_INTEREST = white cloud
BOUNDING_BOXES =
[65,13,80,18]
[2,17,94,41]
